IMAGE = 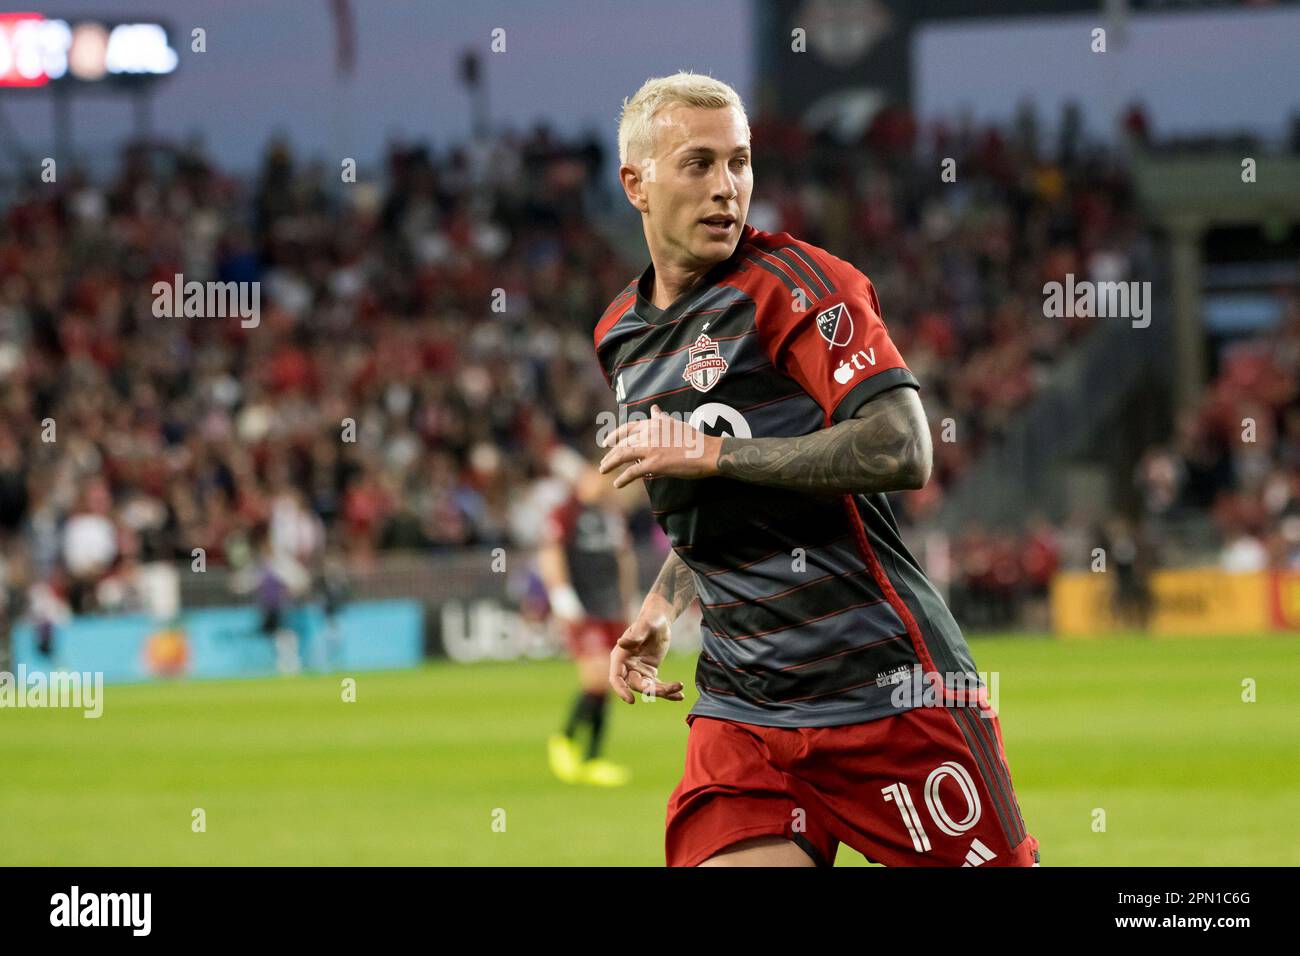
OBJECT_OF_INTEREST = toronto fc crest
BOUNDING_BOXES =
[682,333,728,392]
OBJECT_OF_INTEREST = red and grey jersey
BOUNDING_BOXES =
[542,496,627,621]
[593,223,979,728]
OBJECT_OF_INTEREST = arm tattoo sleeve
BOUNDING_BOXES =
[649,549,697,619]
[715,386,932,495]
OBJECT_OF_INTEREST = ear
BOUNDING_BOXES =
[620,162,649,214]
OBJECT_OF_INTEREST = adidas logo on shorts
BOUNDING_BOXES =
[961,838,998,867]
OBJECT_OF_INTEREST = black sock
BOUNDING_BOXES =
[563,690,594,740]
[585,692,608,760]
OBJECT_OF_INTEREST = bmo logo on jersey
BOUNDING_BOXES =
[689,402,751,439]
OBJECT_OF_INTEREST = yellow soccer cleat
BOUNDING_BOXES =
[547,733,582,783]
[578,758,631,787]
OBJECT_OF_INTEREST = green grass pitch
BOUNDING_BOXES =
[2,634,1297,865]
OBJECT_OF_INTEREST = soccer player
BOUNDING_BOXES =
[538,459,638,786]
[594,72,1041,867]
[232,525,310,675]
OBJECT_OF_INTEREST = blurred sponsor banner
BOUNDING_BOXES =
[435,595,701,664]
[13,599,422,683]
[1268,571,1300,630]
[1051,569,1288,636]
[177,546,688,664]
[437,597,558,664]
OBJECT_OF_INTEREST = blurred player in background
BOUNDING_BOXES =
[314,552,351,669]
[596,72,1038,867]
[539,458,639,786]
[232,525,312,675]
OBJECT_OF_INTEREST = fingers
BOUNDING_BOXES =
[599,442,650,480]
[600,404,668,450]
[611,635,684,704]
[623,655,685,702]
[609,644,634,704]
[598,404,677,476]
[599,405,653,450]
[599,409,653,457]
[611,596,680,705]
[599,404,706,487]
[598,428,635,463]
[610,618,652,704]
[601,436,673,485]
[624,666,685,702]
[613,460,651,489]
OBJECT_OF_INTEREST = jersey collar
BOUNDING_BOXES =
[636,223,756,326]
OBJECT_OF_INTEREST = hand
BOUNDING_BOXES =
[609,595,686,704]
[547,584,585,624]
[599,404,722,490]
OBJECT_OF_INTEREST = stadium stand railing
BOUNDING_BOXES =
[936,258,1172,531]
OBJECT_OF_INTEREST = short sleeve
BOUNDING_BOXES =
[760,269,918,423]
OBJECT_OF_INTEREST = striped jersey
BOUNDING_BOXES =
[593,223,980,728]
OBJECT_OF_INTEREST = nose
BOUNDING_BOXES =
[712,165,739,202]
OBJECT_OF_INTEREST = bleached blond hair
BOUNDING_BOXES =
[617,71,749,167]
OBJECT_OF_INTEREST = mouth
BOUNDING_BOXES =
[699,215,736,235]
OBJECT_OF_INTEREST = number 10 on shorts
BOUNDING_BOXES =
[881,761,983,854]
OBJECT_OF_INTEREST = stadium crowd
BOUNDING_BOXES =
[1134,291,1300,572]
[0,101,1258,633]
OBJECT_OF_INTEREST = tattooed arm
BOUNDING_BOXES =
[714,385,932,495]
[645,548,697,620]
[597,388,931,496]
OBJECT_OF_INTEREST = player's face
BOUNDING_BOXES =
[638,104,752,272]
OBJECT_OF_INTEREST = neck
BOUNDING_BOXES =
[650,257,713,310]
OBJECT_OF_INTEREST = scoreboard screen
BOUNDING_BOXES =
[0,12,177,87]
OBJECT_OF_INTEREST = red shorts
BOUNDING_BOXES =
[565,618,625,658]
[665,703,1040,867]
